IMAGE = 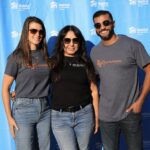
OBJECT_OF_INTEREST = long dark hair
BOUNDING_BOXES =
[13,16,49,66]
[51,25,97,83]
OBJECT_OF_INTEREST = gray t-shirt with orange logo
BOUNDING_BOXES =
[91,35,150,122]
[5,50,50,98]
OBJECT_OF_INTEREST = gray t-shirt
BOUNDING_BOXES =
[5,50,50,98]
[90,35,150,122]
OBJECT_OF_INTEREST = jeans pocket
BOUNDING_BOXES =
[82,104,93,114]
[15,98,33,109]
[126,111,141,121]
[13,99,34,117]
[42,99,50,111]
[51,110,61,120]
[130,111,141,116]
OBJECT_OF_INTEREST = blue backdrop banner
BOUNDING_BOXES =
[0,0,150,150]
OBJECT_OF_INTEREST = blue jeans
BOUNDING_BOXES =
[51,104,94,150]
[100,112,143,150]
[12,97,51,150]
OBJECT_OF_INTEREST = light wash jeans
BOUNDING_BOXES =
[51,104,94,150]
[12,97,51,150]
[100,112,143,150]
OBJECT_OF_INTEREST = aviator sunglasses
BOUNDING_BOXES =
[63,38,79,44]
[94,20,113,29]
[29,29,44,35]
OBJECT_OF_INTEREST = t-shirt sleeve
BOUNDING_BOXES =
[5,54,18,78]
[133,41,150,69]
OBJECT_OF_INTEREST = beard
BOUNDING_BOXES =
[96,28,115,41]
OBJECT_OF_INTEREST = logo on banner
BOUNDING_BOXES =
[90,28,96,36]
[90,0,109,9]
[128,26,149,35]
[90,0,97,7]
[98,1,109,9]
[50,1,57,8]
[50,30,58,36]
[129,0,137,4]
[129,0,149,6]
[50,0,70,10]
[10,2,30,11]
[11,31,21,38]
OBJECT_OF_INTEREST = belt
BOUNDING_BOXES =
[52,101,90,112]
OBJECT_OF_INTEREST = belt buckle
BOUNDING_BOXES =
[67,104,84,112]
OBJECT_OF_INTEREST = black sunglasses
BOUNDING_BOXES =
[63,38,79,44]
[29,29,44,35]
[94,20,113,29]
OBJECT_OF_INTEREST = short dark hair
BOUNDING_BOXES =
[93,10,114,21]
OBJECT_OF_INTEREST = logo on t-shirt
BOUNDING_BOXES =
[96,59,122,67]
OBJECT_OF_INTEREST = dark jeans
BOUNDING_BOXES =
[100,112,143,150]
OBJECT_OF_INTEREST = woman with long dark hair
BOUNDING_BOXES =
[2,16,51,150]
[50,25,99,150]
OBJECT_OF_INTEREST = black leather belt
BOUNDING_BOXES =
[52,101,90,112]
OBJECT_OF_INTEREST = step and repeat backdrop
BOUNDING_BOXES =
[0,0,150,150]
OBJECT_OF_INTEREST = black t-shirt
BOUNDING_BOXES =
[51,56,92,108]
[5,50,50,98]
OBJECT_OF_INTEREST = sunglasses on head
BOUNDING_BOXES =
[94,20,113,29]
[29,29,44,35]
[63,38,79,44]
